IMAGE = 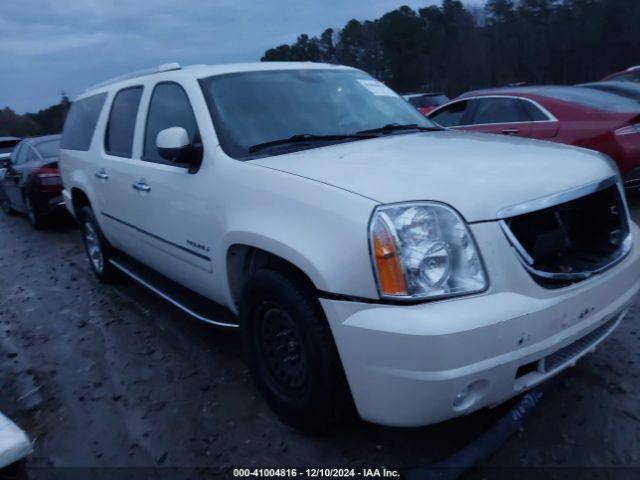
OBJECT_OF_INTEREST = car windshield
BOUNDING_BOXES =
[35,139,61,158]
[406,94,448,108]
[199,69,436,159]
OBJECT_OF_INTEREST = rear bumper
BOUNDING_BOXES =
[62,188,75,218]
[33,191,65,216]
[321,223,640,427]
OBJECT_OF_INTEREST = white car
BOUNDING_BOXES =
[59,62,640,431]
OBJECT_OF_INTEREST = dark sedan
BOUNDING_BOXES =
[0,135,64,229]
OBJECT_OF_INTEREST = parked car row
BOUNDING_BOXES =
[2,62,639,433]
[0,135,64,229]
[410,68,640,191]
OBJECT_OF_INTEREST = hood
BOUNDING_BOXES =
[251,131,616,222]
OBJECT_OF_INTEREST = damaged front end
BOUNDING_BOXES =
[499,177,632,289]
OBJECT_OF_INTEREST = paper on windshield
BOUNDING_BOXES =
[357,79,397,97]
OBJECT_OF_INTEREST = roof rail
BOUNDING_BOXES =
[626,65,640,71]
[85,62,182,92]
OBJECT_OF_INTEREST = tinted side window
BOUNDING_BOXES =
[61,93,107,151]
[144,83,199,164]
[471,98,527,125]
[520,100,550,121]
[105,87,143,158]
[430,101,470,127]
[10,144,23,163]
[15,144,29,164]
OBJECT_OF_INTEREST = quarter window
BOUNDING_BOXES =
[471,98,528,125]
[61,93,107,151]
[105,87,143,158]
[520,100,551,121]
[143,82,199,164]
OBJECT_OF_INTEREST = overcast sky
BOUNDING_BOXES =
[0,0,484,113]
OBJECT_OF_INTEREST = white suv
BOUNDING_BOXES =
[59,62,640,431]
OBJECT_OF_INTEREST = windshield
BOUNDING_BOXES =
[406,94,449,108]
[35,139,61,159]
[199,69,436,159]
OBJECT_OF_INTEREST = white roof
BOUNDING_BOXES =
[83,61,356,96]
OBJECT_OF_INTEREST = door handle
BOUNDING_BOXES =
[502,128,520,135]
[95,169,109,180]
[132,179,151,193]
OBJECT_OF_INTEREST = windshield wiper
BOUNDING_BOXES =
[248,133,376,154]
[356,123,442,135]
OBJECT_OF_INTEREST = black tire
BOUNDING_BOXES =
[0,189,14,215]
[240,268,353,433]
[23,191,45,230]
[78,205,120,283]
[0,459,26,480]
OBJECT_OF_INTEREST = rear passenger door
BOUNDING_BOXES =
[94,86,148,254]
[463,97,532,137]
[129,81,215,295]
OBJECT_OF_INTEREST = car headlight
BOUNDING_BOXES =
[369,202,487,300]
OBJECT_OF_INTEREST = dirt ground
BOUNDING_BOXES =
[1,199,639,480]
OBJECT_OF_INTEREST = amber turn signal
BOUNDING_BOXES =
[371,216,407,296]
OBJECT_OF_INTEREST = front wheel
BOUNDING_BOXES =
[0,189,14,215]
[240,268,353,432]
[79,206,120,283]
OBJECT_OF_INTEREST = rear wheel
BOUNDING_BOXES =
[24,192,44,230]
[79,205,120,283]
[240,268,353,432]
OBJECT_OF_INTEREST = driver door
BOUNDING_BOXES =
[127,80,216,297]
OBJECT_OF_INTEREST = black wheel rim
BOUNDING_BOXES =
[257,303,307,391]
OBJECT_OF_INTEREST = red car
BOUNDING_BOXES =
[603,66,640,83]
[427,86,640,189]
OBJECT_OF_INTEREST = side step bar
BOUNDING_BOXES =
[109,253,239,328]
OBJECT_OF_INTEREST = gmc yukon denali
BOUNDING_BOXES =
[59,62,640,432]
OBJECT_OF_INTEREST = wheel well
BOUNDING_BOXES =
[226,245,317,308]
[71,188,90,219]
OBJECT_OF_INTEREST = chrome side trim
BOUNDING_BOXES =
[497,176,618,219]
[109,259,239,328]
[428,94,559,125]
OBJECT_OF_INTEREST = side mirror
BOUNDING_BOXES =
[157,127,192,163]
[0,158,10,169]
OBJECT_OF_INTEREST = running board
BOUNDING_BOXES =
[109,253,239,328]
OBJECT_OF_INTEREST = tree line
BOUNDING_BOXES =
[0,96,70,138]
[262,0,640,96]
[3,0,639,137]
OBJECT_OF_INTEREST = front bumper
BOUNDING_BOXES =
[321,221,640,427]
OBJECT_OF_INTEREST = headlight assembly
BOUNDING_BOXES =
[369,202,487,300]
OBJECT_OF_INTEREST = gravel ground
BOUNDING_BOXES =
[0,199,639,480]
